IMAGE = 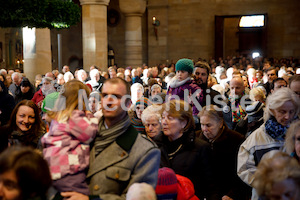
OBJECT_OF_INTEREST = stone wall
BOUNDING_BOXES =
[148,0,300,66]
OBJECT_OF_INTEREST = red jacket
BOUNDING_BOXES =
[31,89,44,109]
[176,174,199,200]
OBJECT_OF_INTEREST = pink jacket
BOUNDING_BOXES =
[42,110,98,180]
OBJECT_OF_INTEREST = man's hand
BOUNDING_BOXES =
[61,192,89,200]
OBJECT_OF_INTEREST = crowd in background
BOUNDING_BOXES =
[0,55,300,200]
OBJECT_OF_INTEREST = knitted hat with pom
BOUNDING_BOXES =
[155,167,178,200]
[175,58,194,74]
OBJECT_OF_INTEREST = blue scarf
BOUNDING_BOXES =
[264,117,288,141]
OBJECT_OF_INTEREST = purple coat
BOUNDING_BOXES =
[167,78,203,115]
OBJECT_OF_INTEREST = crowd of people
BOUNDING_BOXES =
[0,55,300,200]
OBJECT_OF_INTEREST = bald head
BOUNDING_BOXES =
[230,77,245,96]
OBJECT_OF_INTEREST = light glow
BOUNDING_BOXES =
[239,15,264,27]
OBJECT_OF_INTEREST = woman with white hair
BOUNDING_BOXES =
[32,77,56,109]
[237,87,300,200]
[131,83,144,104]
[63,71,74,83]
[141,104,162,140]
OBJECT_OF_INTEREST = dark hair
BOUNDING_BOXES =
[8,100,45,134]
[271,78,287,90]
[20,78,32,88]
[194,61,210,75]
[0,146,52,200]
[265,67,278,76]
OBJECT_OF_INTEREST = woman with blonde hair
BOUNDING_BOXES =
[41,79,98,195]
[284,120,300,162]
[238,87,300,200]
[252,152,300,200]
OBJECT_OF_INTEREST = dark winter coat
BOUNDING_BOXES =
[199,125,251,200]
[154,131,219,200]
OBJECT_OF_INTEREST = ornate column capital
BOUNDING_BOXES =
[79,0,110,6]
[119,0,146,15]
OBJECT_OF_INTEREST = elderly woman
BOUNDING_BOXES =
[252,152,300,200]
[237,87,300,200]
[198,105,250,200]
[285,120,300,162]
[0,100,46,151]
[154,100,218,200]
[141,104,162,140]
[0,146,52,200]
[32,77,56,110]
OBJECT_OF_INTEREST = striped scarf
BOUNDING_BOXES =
[94,115,131,156]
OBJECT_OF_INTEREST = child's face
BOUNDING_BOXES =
[42,113,52,123]
[176,70,189,81]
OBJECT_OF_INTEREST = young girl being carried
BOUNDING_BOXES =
[41,79,98,195]
[167,58,203,115]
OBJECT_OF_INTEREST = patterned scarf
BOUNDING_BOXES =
[229,91,247,123]
[94,115,131,156]
[265,117,288,141]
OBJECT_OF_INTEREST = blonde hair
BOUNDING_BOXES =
[264,87,300,121]
[249,87,266,102]
[162,100,195,133]
[285,120,300,155]
[252,152,300,198]
[49,80,91,122]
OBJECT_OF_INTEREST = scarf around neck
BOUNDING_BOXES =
[265,117,289,141]
[169,77,191,89]
[229,91,246,123]
[94,115,131,156]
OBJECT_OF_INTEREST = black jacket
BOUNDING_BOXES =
[0,81,15,126]
[199,126,251,199]
[154,131,219,200]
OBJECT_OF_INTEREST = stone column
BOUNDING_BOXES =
[119,0,146,68]
[80,0,110,72]
[23,28,52,83]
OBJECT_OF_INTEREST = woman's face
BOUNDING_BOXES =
[135,104,146,119]
[20,86,30,94]
[200,115,223,141]
[271,101,296,127]
[144,115,162,139]
[295,130,300,158]
[0,170,21,200]
[16,105,35,132]
[161,111,186,141]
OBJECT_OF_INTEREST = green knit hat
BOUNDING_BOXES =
[175,58,194,74]
[41,92,59,113]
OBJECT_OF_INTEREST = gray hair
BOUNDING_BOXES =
[11,72,22,80]
[264,87,300,121]
[42,77,53,84]
[151,84,162,91]
[141,105,162,124]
